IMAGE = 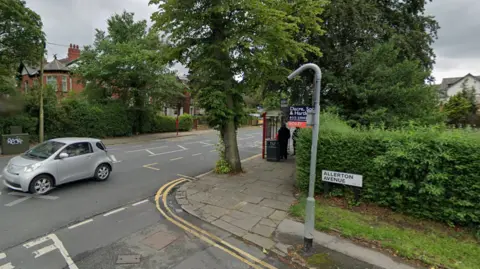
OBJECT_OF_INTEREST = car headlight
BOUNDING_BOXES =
[24,162,43,173]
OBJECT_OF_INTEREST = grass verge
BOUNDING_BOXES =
[290,196,480,269]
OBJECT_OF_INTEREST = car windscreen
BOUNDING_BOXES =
[24,141,66,160]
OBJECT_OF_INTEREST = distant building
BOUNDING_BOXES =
[17,43,202,116]
[18,44,83,98]
[438,73,480,103]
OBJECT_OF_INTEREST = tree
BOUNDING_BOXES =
[150,0,326,172]
[264,0,439,107]
[0,0,45,93]
[333,41,443,128]
[443,81,478,127]
[73,11,185,133]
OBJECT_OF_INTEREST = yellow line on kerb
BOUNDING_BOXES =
[155,178,277,269]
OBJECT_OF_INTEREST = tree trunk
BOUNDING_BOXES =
[222,93,242,173]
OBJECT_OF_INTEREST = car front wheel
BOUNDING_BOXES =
[95,164,111,181]
[29,175,54,195]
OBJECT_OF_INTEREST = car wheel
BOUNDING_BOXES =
[29,175,54,195]
[95,164,110,181]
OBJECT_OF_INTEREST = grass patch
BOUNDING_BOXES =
[290,196,480,269]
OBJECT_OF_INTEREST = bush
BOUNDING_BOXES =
[178,114,193,131]
[0,90,195,140]
[152,115,176,133]
[297,113,480,226]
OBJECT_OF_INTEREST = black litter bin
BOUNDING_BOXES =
[266,139,280,162]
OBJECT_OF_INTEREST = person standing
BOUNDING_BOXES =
[292,127,300,155]
[277,123,290,160]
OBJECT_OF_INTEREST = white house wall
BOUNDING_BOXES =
[446,76,480,101]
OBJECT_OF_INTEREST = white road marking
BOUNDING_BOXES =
[24,234,78,268]
[48,234,78,269]
[170,157,183,161]
[177,174,197,180]
[24,236,50,248]
[125,145,167,153]
[149,146,188,156]
[132,199,149,206]
[5,197,31,207]
[68,219,93,229]
[0,253,5,260]
[192,153,202,156]
[103,207,125,216]
[110,155,121,163]
[0,262,14,269]
[33,244,57,258]
[143,163,160,171]
[210,149,216,152]
[8,192,58,200]
[145,149,155,155]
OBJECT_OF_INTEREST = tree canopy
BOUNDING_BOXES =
[331,41,443,128]
[73,11,185,132]
[150,0,326,172]
[0,0,45,96]
[271,0,439,110]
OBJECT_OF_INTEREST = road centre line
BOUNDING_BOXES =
[8,192,58,200]
[149,146,188,156]
[192,153,202,156]
[145,149,155,155]
[132,199,149,206]
[170,157,183,161]
[68,219,93,229]
[103,207,126,217]
[125,145,167,153]
[5,197,30,207]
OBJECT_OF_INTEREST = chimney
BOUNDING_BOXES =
[68,43,81,61]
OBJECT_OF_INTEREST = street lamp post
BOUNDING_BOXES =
[287,63,322,252]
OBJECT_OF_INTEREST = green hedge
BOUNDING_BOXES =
[297,113,480,226]
[0,96,194,141]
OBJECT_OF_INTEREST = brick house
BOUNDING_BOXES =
[18,44,199,115]
[18,44,83,97]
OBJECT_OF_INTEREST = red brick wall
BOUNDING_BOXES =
[19,72,85,98]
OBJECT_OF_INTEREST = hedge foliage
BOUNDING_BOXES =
[0,93,193,142]
[296,113,480,227]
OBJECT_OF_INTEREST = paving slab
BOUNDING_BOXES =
[238,203,276,218]
[212,220,248,237]
[243,233,275,250]
[259,199,291,211]
[269,210,288,221]
[252,224,275,237]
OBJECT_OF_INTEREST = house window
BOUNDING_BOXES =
[24,81,28,93]
[46,76,57,91]
[62,76,68,92]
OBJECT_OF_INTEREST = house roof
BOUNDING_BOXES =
[438,73,480,98]
[44,58,70,72]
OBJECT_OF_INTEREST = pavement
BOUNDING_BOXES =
[0,126,288,269]
[177,156,420,269]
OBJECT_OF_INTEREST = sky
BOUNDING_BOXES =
[24,0,480,84]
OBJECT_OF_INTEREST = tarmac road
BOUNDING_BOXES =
[0,128,265,268]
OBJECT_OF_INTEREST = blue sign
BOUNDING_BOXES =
[288,106,313,122]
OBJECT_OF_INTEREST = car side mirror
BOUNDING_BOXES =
[59,152,69,159]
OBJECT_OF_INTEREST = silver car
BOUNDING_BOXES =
[2,137,113,195]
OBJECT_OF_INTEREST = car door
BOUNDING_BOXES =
[56,142,94,183]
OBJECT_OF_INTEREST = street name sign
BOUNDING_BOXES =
[321,170,363,187]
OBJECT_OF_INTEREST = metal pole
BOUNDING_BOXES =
[39,42,46,143]
[287,63,322,252]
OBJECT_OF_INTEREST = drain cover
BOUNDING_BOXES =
[116,254,141,264]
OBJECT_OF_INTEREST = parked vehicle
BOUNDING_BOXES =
[2,138,113,194]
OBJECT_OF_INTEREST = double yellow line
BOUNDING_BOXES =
[155,178,277,269]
